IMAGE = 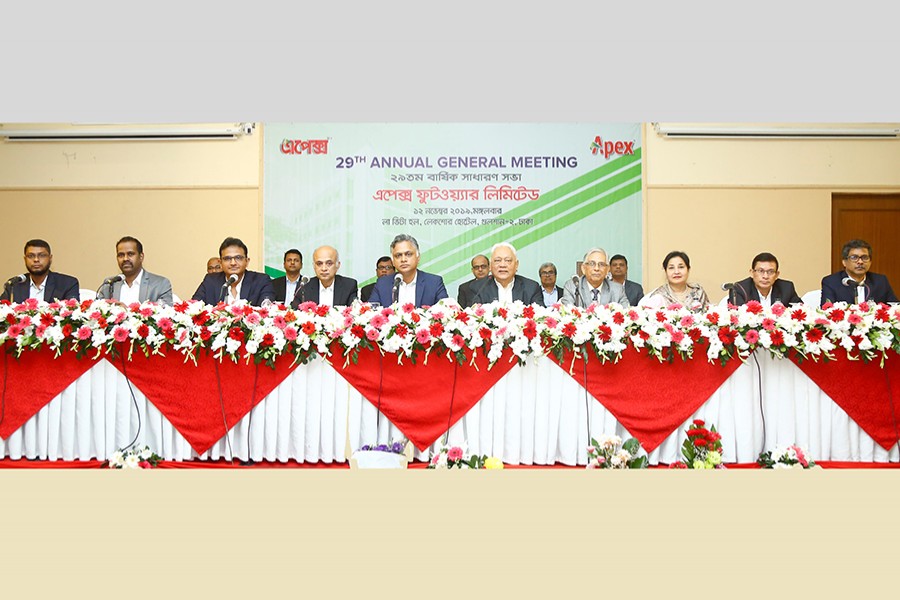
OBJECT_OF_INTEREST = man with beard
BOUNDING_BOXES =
[96,236,173,304]
[1,239,79,303]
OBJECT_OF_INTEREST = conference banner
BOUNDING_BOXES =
[263,123,642,297]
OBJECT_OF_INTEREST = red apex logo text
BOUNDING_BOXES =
[281,138,330,155]
[590,136,635,159]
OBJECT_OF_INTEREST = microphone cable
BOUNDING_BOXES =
[243,362,260,465]
[883,357,900,456]
[752,351,766,453]
[583,346,592,450]
[0,351,7,430]
[442,360,459,447]
[213,358,235,464]
[118,351,143,452]
[375,349,384,441]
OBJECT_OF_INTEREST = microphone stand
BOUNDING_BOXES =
[573,277,583,308]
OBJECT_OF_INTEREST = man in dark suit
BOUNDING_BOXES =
[271,248,304,304]
[457,254,490,307]
[2,239,79,303]
[290,245,357,308]
[96,236,173,305]
[728,252,801,307]
[369,234,449,307]
[821,239,898,306]
[360,255,394,302]
[609,254,644,307]
[538,262,565,307]
[468,242,543,306]
[192,237,275,306]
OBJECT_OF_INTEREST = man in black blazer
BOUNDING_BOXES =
[457,254,490,307]
[271,248,304,304]
[192,237,275,306]
[468,242,543,306]
[821,239,898,306]
[1,239,79,303]
[609,254,644,307]
[538,262,565,307]
[729,252,801,307]
[291,245,358,308]
[360,255,394,302]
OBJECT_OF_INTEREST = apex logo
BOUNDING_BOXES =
[590,136,635,159]
[281,138,330,155]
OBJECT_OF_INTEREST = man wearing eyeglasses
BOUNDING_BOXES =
[290,245,357,308]
[1,239,79,303]
[369,234,448,307]
[728,252,801,308]
[191,237,275,306]
[456,254,490,308]
[360,256,394,303]
[468,242,542,306]
[561,247,629,307]
[821,239,898,306]
[538,262,564,307]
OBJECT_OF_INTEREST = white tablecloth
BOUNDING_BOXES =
[3,352,898,464]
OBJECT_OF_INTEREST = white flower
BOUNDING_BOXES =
[124,454,140,469]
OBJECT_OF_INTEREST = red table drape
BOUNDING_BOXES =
[0,346,98,439]
[327,346,517,450]
[791,349,900,451]
[107,349,298,454]
[548,346,741,452]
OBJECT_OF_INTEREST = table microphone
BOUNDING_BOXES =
[290,276,310,306]
[842,277,867,303]
[391,273,402,304]
[572,276,582,307]
[841,277,861,287]
[97,273,125,297]
[219,274,239,302]
[4,273,26,288]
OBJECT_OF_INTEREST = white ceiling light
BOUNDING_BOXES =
[0,123,255,141]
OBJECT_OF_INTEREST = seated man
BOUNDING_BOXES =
[206,257,222,274]
[561,248,629,307]
[2,239,79,303]
[369,234,448,307]
[291,245,357,308]
[271,248,304,304]
[457,254,490,307]
[728,252,800,307]
[192,237,275,306]
[821,239,898,305]
[468,242,542,306]
[360,255,394,302]
[538,262,564,307]
[608,254,644,307]
[96,236,173,304]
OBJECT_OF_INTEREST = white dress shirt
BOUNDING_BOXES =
[119,270,143,304]
[496,279,515,303]
[29,278,46,301]
[319,280,335,307]
[226,276,244,304]
[398,273,417,305]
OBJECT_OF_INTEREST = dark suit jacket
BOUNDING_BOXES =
[622,280,644,307]
[539,285,565,308]
[359,282,376,303]
[290,274,358,308]
[271,275,307,304]
[821,271,898,306]
[191,270,275,306]
[1,271,80,303]
[457,277,489,308]
[469,274,543,306]
[729,277,802,306]
[368,270,449,307]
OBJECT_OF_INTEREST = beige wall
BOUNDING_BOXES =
[0,123,262,299]
[644,123,900,302]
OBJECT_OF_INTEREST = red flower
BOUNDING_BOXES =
[828,308,845,322]
[523,319,537,340]
[4,314,15,325]
[455,311,470,323]
[562,323,577,338]
[688,328,702,342]
[876,308,891,323]
[612,312,625,325]
[261,333,275,347]
[394,323,409,338]
[790,308,807,321]
[638,330,650,341]
[655,311,666,323]
[745,300,763,314]
[693,438,709,447]
[97,317,108,328]
[315,304,330,317]
[62,324,73,338]
[770,330,785,346]
[174,301,189,313]
[192,311,209,325]
[717,328,738,345]
[40,313,55,327]
[228,327,245,342]
[805,328,824,343]
[199,327,212,341]
[301,321,316,336]
[429,322,444,337]
[479,327,492,340]
[522,305,535,319]
[692,419,705,426]
[410,312,421,323]
[706,312,720,325]
[596,325,612,342]
[497,307,508,319]
[137,324,150,338]
[351,325,365,339]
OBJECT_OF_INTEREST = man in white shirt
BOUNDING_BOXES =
[468,242,542,305]
[367,234,449,307]
[271,248,304,304]
[2,239,80,303]
[729,252,801,308]
[291,245,357,308]
[96,236,173,305]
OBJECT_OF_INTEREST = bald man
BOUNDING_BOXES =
[290,245,358,308]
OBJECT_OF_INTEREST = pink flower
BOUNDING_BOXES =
[848,313,863,325]
[157,317,174,330]
[365,328,379,341]
[402,303,415,314]
[243,312,261,326]
[36,325,47,338]
[140,307,153,317]
[415,329,432,345]
[771,303,786,316]
[7,324,23,338]
[447,447,463,461]
[544,316,558,329]
[77,326,92,340]
[370,314,388,329]
[679,315,695,328]
[273,315,287,330]
[450,333,465,349]
[113,326,129,342]
[761,318,776,331]
[19,315,32,328]
[283,326,298,341]
[744,329,760,344]
[474,306,486,317]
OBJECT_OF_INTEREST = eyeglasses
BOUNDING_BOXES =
[472,264,489,271]
[753,269,777,276]
[846,254,871,263]
[376,265,394,272]
[221,255,246,263]
[25,253,50,260]
[539,271,556,276]
[584,261,608,269]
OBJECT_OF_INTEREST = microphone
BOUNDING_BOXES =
[721,282,735,291]
[4,273,26,287]
[572,275,582,307]
[219,273,239,303]
[391,273,402,304]
[102,274,125,286]
[842,276,861,287]
[289,276,310,307]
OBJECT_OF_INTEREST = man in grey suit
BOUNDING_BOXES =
[468,242,543,306]
[562,247,629,307]
[96,236,173,304]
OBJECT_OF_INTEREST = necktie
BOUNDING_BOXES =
[591,288,599,303]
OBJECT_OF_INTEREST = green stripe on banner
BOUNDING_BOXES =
[265,266,285,278]
[418,150,642,283]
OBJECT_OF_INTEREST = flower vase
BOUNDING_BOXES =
[350,450,409,469]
